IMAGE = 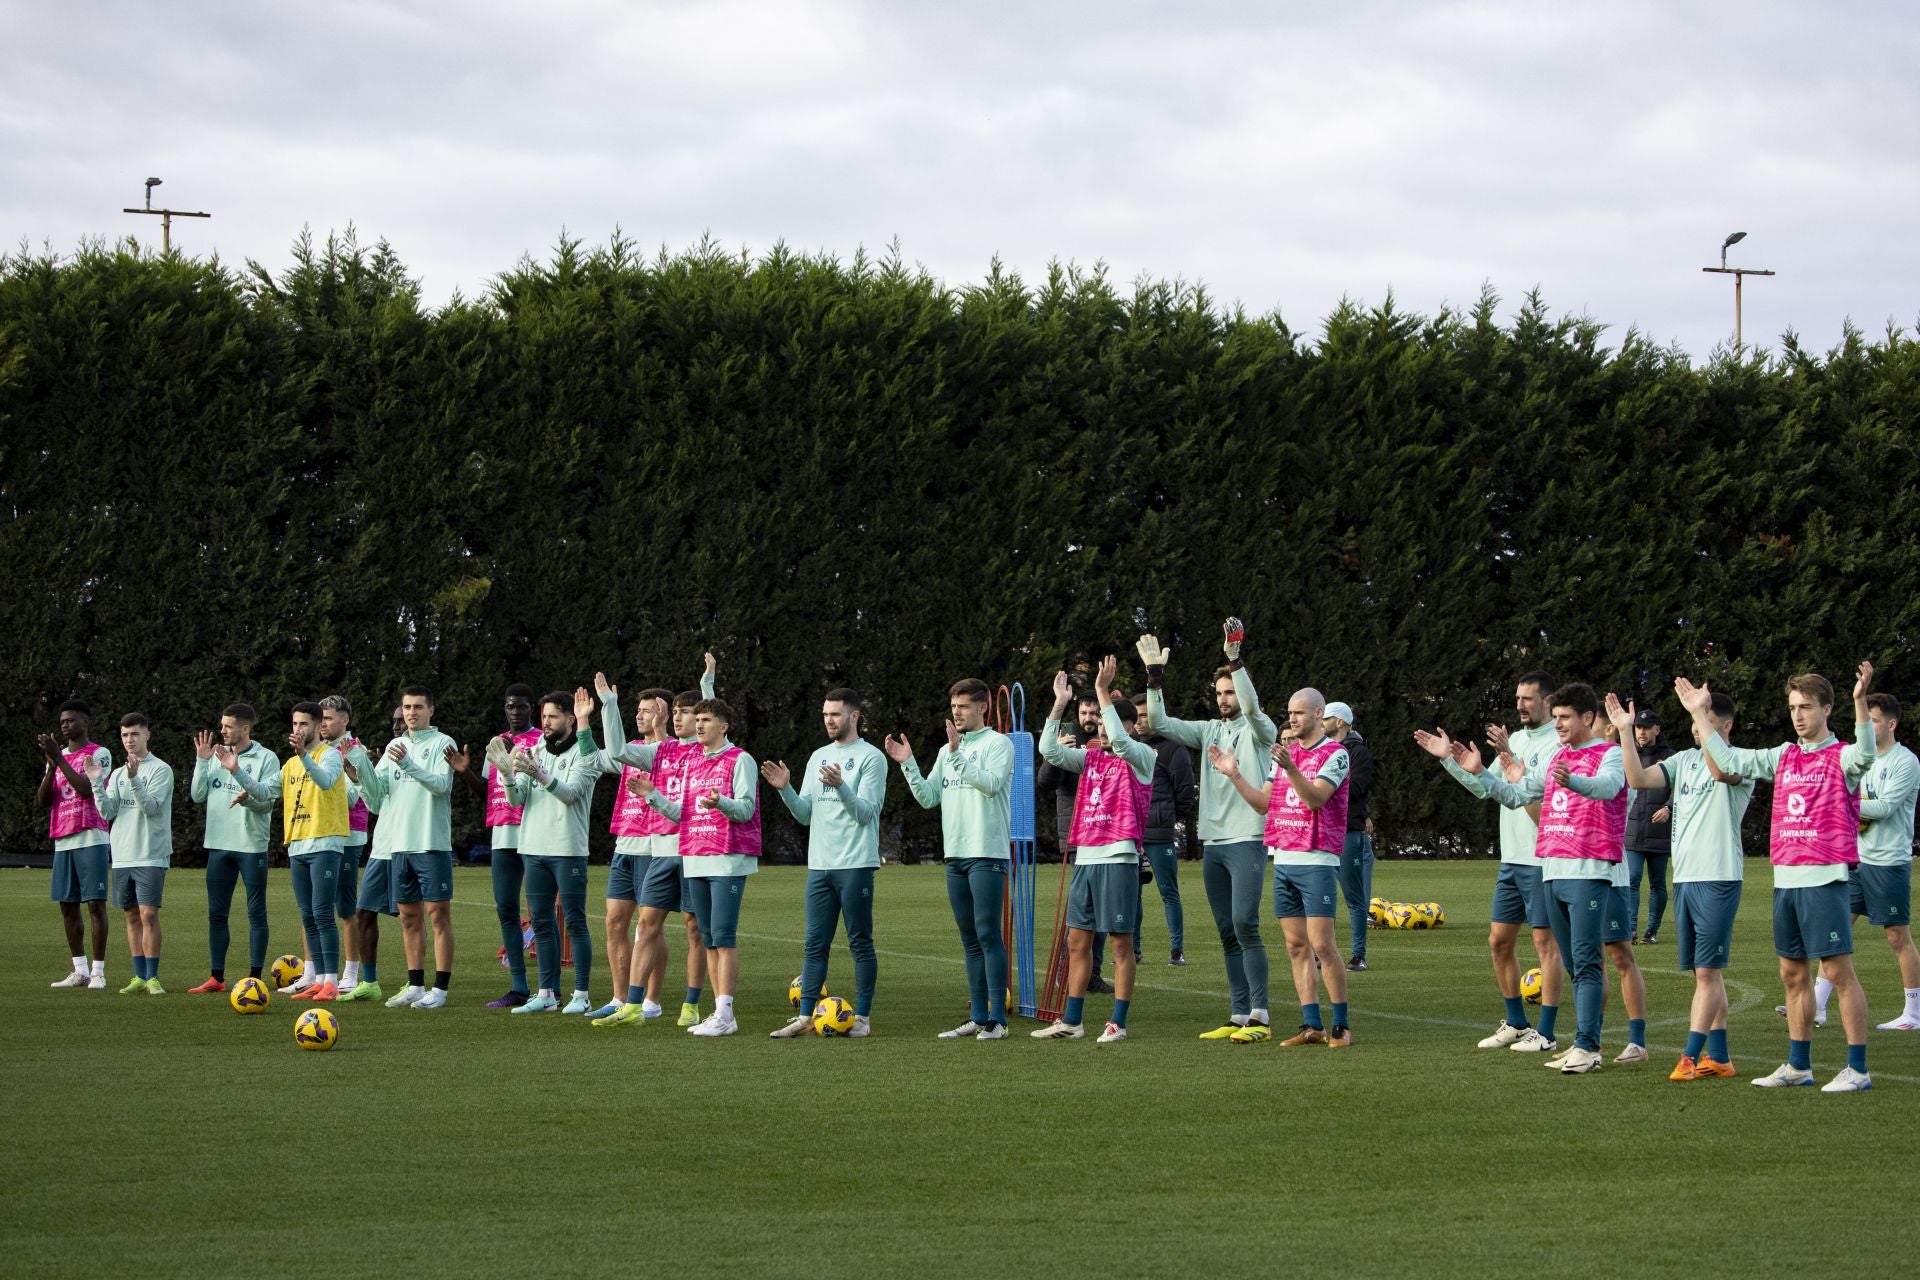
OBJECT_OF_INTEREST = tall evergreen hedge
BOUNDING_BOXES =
[4,232,1917,863]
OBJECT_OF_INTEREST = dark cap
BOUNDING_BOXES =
[1632,707,1661,727]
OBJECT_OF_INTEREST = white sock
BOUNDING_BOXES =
[1905,987,1920,1018]
[1230,1014,1249,1027]
[71,955,87,974]
[641,999,662,1016]
[540,988,555,1000]
[1813,975,1834,1017]
[572,989,590,1002]
[716,994,735,1017]
[90,959,105,976]
[1250,1007,1270,1026]
[342,962,359,986]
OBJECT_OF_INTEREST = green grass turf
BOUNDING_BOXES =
[3,859,1916,1278]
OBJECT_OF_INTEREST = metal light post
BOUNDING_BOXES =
[122,177,211,254]
[1700,231,1775,354]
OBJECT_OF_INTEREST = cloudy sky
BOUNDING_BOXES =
[7,1,1915,358]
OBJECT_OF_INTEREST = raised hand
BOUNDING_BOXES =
[704,651,717,679]
[194,730,216,760]
[84,753,105,783]
[1135,633,1169,668]
[385,740,409,764]
[1411,728,1454,760]
[944,719,961,753]
[445,743,472,773]
[697,787,721,811]
[1450,739,1486,775]
[1673,677,1713,715]
[1602,692,1637,736]
[760,760,792,790]
[213,743,239,772]
[1051,671,1072,706]
[1855,660,1875,702]
[574,686,595,726]
[625,771,655,799]
[37,733,63,763]
[819,762,843,788]
[882,734,913,764]
[1221,616,1245,661]
[1094,655,1118,692]
[594,671,616,698]
[1206,743,1240,779]
[511,747,538,773]
[288,724,312,754]
[1549,758,1572,786]
[1485,724,1511,755]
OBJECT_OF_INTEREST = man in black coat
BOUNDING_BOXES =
[1625,707,1674,944]
[1325,702,1375,971]
[1136,694,1199,964]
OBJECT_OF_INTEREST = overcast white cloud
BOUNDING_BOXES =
[5,0,1915,357]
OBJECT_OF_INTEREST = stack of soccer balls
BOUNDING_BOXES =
[1369,898,1446,929]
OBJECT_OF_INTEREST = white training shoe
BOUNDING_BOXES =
[1613,1042,1650,1064]
[1477,1020,1527,1048]
[1821,1066,1873,1092]
[937,1020,982,1040]
[1751,1063,1816,1088]
[1876,1013,1920,1031]
[769,1015,814,1038]
[849,1016,870,1038]
[1775,1003,1826,1028]
[688,1012,738,1037]
[413,987,448,1010]
[280,976,314,996]
[86,972,106,989]
[1096,1021,1127,1044]
[1509,1028,1558,1053]
[385,984,425,1009]
[973,1022,1007,1041]
[1543,1048,1573,1069]
[1559,1046,1603,1074]
[1031,1021,1084,1039]
[50,970,88,989]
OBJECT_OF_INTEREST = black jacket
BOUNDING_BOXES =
[1341,731,1374,828]
[1142,732,1199,847]
[1625,739,1673,855]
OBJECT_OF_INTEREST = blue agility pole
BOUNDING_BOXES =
[996,683,1039,1018]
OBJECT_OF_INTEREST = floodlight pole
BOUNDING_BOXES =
[122,179,210,254]
[1700,234,1775,355]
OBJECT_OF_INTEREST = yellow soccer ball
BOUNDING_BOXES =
[269,955,304,989]
[1520,968,1543,1004]
[229,976,271,1014]
[812,995,856,1037]
[1430,903,1446,927]
[789,975,828,1009]
[294,1008,339,1051]
[1386,904,1414,930]
[1369,896,1391,925]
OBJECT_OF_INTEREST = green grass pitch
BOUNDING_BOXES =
[3,860,1914,1278]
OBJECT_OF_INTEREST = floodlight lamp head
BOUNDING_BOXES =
[145,177,162,189]
[1723,231,1746,248]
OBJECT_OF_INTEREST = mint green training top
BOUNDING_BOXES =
[778,737,888,871]
[1145,667,1277,846]
[503,730,604,857]
[361,727,456,853]
[1658,747,1756,884]
[1496,723,1561,864]
[1038,705,1156,864]
[190,741,281,854]
[93,757,175,868]
[900,726,1013,861]
[1857,740,1919,868]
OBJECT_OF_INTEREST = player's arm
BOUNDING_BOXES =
[1604,694,1664,791]
[950,733,1012,796]
[303,745,345,791]
[1234,668,1279,749]
[840,748,886,825]
[1038,718,1088,773]
[770,756,812,825]
[92,768,121,821]
[1842,662,1879,779]
[1206,743,1273,814]
[399,740,453,795]
[889,738,943,810]
[190,744,214,804]
[131,759,171,816]
[713,751,757,821]
[1278,744,1347,811]
[1859,752,1920,820]
[1561,744,1626,800]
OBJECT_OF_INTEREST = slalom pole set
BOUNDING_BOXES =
[994,683,1040,1019]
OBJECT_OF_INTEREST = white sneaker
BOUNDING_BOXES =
[1821,1066,1873,1092]
[1031,1021,1084,1039]
[1559,1046,1603,1074]
[688,1012,737,1037]
[1543,1048,1572,1069]
[385,984,425,1008]
[413,987,448,1010]
[1876,1013,1920,1031]
[937,1020,982,1040]
[51,970,88,989]
[973,1022,1007,1041]
[1509,1028,1558,1053]
[849,1016,870,1038]
[1751,1063,1816,1088]
[1613,1042,1650,1064]
[1476,1020,1527,1048]
[769,1015,814,1038]
[1096,1021,1127,1044]
[280,977,313,996]
[86,972,106,989]
[1775,1003,1826,1028]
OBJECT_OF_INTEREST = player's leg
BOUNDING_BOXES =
[1644,854,1670,942]
[970,860,1009,1031]
[389,854,428,1006]
[1037,865,1095,1039]
[1604,881,1647,1062]
[1867,863,1920,1029]
[1755,887,1819,1087]
[1199,845,1250,1031]
[688,876,743,1035]
[1144,840,1183,964]
[1337,831,1370,967]
[775,870,837,1037]
[681,880,708,1025]
[1625,849,1647,940]
[594,856,638,1018]
[1303,868,1349,1044]
[1527,871,1565,1048]
[1225,841,1270,1028]
[336,847,360,983]
[288,856,321,998]
[137,870,165,991]
[1810,880,1869,1089]
[557,858,593,1013]
[842,868,877,1032]
[201,849,239,988]
[489,849,529,1006]
[308,851,342,998]
[417,852,455,1008]
[516,855,561,1011]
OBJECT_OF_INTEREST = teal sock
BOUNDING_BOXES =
[1111,998,1130,1029]
[1503,996,1529,1027]
[1685,1029,1708,1060]
[1628,1018,1646,1048]
[1847,1043,1867,1073]
[626,984,644,1004]
[140,956,154,980]
[1331,1001,1348,1029]
[1064,995,1085,1025]
[149,957,158,978]
[1707,1028,1728,1062]
[1788,1038,1812,1071]
[800,999,817,1018]
[1538,1005,1560,1041]
[1301,1003,1323,1030]
[363,960,377,983]
[685,986,702,1005]
[131,956,143,980]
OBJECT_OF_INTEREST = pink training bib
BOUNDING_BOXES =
[611,739,693,838]
[1770,740,1860,867]
[678,745,762,859]
[1535,741,1626,863]
[49,744,109,840]
[1067,748,1150,848]
[485,728,543,828]
[1263,738,1350,854]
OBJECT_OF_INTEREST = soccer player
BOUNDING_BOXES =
[186,703,280,993]
[1139,619,1281,1039]
[504,689,604,1014]
[281,701,348,1002]
[1680,663,1878,1091]
[888,677,1015,1041]
[1607,690,1754,1079]
[1470,672,1568,1053]
[1417,682,1625,1074]
[1625,708,1675,944]
[584,683,672,1021]
[766,687,888,1038]
[342,705,405,1003]
[89,713,174,993]
[1322,702,1374,972]
[370,686,459,1010]
[591,659,717,1028]
[39,699,114,988]
[318,695,375,994]
[1210,687,1353,1046]
[450,684,539,1008]
[1030,658,1156,1043]
[1850,693,1920,1030]
[1135,692,1197,967]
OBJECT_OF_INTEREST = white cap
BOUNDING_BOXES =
[1324,701,1355,726]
